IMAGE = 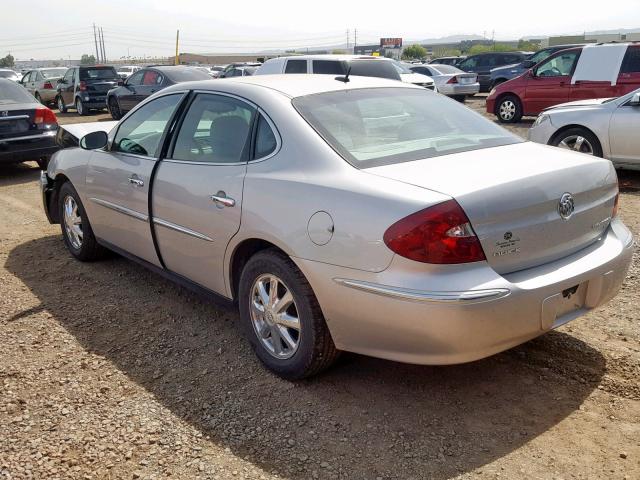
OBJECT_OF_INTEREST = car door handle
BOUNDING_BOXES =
[128,176,144,187]
[210,191,235,208]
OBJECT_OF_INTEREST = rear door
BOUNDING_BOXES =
[609,97,640,164]
[617,46,640,96]
[525,50,579,113]
[151,92,259,295]
[84,93,185,265]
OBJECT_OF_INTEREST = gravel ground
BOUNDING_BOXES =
[1,97,639,480]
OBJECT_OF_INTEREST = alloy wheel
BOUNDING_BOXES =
[57,97,64,111]
[499,100,516,121]
[249,274,300,360]
[558,135,594,155]
[76,99,83,115]
[63,195,83,249]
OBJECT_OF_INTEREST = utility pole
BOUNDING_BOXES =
[93,23,100,63]
[346,29,350,52]
[100,28,106,62]
[354,28,357,53]
[175,30,180,65]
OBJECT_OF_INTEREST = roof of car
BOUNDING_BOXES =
[266,54,390,62]
[172,73,417,99]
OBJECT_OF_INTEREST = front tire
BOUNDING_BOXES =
[108,96,122,120]
[238,249,339,380]
[34,92,43,104]
[551,127,603,157]
[58,182,107,261]
[76,98,87,116]
[495,94,522,123]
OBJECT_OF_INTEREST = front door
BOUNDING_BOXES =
[118,70,144,112]
[609,100,640,165]
[525,50,579,114]
[59,68,75,106]
[84,93,185,266]
[152,92,256,295]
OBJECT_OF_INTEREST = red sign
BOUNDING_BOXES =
[380,37,403,49]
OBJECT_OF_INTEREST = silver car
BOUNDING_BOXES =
[40,75,633,379]
[20,67,68,105]
[528,88,640,171]
[408,63,480,100]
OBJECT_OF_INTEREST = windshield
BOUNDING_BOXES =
[80,67,119,80]
[392,61,413,74]
[0,79,37,104]
[41,68,67,78]
[293,87,521,168]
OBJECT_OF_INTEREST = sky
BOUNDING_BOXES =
[2,0,640,60]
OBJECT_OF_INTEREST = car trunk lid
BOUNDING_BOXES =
[366,142,617,274]
[0,104,36,139]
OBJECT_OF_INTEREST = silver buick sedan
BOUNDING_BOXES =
[41,75,633,379]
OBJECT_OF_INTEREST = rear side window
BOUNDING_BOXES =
[285,60,307,74]
[313,60,345,75]
[80,67,119,80]
[621,48,640,73]
[127,70,144,86]
[254,114,277,158]
[143,70,163,85]
[348,60,401,80]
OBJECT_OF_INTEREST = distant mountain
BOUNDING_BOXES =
[405,34,486,45]
[585,27,640,35]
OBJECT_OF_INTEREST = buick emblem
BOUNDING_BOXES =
[558,193,575,220]
[0,111,7,117]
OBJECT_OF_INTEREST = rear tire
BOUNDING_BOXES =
[76,98,87,116]
[58,182,107,261]
[550,127,603,157]
[57,96,67,113]
[108,97,122,120]
[238,249,340,380]
[495,94,522,123]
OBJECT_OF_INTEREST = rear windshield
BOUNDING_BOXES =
[166,68,212,82]
[293,87,521,168]
[430,64,461,74]
[41,68,68,78]
[347,60,401,81]
[80,67,119,80]
[0,79,36,105]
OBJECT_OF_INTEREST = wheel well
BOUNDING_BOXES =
[549,124,601,146]
[229,239,287,301]
[48,174,70,223]
[493,92,520,114]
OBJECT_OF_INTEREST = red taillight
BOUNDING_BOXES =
[612,193,619,217]
[79,80,87,91]
[34,107,58,127]
[43,81,54,89]
[447,76,458,84]
[383,200,486,264]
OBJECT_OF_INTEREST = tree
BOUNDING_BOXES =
[517,39,541,52]
[80,54,96,65]
[0,54,15,68]
[432,47,462,58]
[402,44,427,60]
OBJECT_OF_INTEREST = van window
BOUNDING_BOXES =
[313,60,345,75]
[285,60,307,74]
[535,52,579,77]
[621,48,640,73]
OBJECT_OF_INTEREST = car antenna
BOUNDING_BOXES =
[335,65,352,83]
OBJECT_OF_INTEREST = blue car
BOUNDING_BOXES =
[488,44,584,91]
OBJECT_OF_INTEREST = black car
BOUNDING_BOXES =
[106,66,211,120]
[456,52,530,92]
[0,79,58,169]
[56,65,121,116]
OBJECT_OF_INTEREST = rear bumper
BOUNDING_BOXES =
[439,83,480,96]
[294,218,634,365]
[39,89,58,103]
[0,131,58,164]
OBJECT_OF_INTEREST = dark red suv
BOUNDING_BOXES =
[487,44,640,122]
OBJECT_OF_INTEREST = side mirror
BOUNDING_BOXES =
[629,92,640,106]
[80,131,108,150]
[522,60,536,69]
[57,78,64,84]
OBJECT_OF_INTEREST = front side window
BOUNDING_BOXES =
[22,72,32,83]
[458,56,478,69]
[313,60,345,75]
[285,60,307,74]
[536,52,578,77]
[171,94,255,164]
[528,48,555,65]
[113,94,182,157]
[293,88,520,168]
[62,69,73,83]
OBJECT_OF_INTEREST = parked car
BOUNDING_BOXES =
[56,65,121,116]
[41,75,632,379]
[116,65,141,79]
[487,43,640,123]
[428,56,466,66]
[20,67,68,106]
[218,62,261,78]
[257,55,435,89]
[0,69,21,82]
[456,52,530,92]
[528,88,640,170]
[106,66,211,120]
[224,66,258,77]
[488,44,585,90]
[391,61,436,89]
[408,63,479,100]
[209,65,226,78]
[55,120,118,149]
[0,78,58,169]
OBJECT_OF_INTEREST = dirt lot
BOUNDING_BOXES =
[1,97,639,480]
